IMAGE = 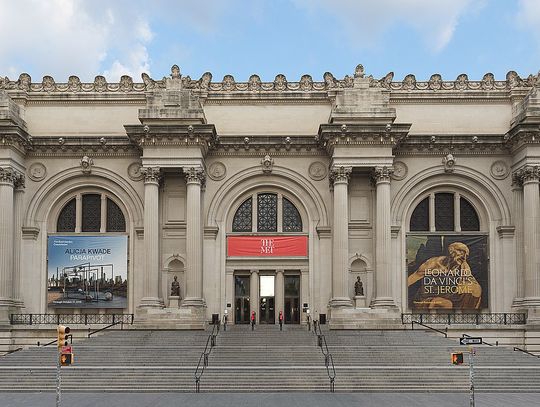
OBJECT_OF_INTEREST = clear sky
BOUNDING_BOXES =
[0,0,539,83]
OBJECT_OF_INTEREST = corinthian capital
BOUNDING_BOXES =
[0,167,17,185]
[373,166,394,183]
[515,165,540,184]
[14,173,25,190]
[184,167,206,187]
[141,166,161,184]
[329,166,352,185]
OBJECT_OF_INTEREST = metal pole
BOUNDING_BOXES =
[469,346,475,407]
[55,350,61,407]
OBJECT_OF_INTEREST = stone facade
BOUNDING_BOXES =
[1,65,540,330]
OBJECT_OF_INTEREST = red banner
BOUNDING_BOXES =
[227,236,308,257]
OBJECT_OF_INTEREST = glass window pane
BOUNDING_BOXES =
[460,197,480,231]
[410,197,429,231]
[435,193,454,231]
[82,194,101,232]
[257,193,277,232]
[235,275,250,297]
[283,198,302,232]
[57,198,76,232]
[260,275,275,297]
[284,276,300,297]
[232,198,252,232]
[106,198,126,232]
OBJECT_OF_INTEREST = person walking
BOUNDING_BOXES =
[278,310,284,331]
[251,310,256,331]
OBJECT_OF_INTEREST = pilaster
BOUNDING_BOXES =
[12,174,25,309]
[250,270,259,322]
[275,270,285,324]
[512,173,525,308]
[0,167,17,322]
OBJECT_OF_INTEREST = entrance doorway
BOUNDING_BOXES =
[259,275,275,324]
[284,275,300,324]
[235,275,250,324]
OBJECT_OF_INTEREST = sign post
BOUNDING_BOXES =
[468,346,475,407]
[55,347,61,407]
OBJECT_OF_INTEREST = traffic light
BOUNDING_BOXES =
[57,325,70,349]
[451,352,464,365]
[60,353,73,366]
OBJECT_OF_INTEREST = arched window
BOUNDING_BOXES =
[56,193,127,233]
[232,192,303,232]
[409,192,480,232]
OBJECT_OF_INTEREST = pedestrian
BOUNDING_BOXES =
[279,310,284,331]
[251,310,256,331]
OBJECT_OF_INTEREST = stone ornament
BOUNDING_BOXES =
[170,276,181,297]
[184,167,206,186]
[490,161,509,180]
[27,162,47,182]
[0,66,537,94]
[442,153,455,173]
[0,167,17,184]
[514,165,540,183]
[80,156,93,174]
[208,162,227,181]
[141,166,161,184]
[330,166,352,184]
[391,161,408,181]
[127,162,144,181]
[261,155,274,174]
[308,161,327,181]
[373,166,394,183]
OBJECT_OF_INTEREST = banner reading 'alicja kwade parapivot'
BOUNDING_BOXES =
[406,235,488,311]
[47,235,128,308]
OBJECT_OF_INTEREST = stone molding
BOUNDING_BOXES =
[184,167,206,187]
[1,66,537,95]
[373,166,394,183]
[329,166,352,185]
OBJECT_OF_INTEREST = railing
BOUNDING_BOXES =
[10,313,134,326]
[513,347,540,358]
[401,313,526,325]
[194,323,220,393]
[88,320,127,337]
[38,334,73,348]
[411,320,448,338]
[313,320,336,392]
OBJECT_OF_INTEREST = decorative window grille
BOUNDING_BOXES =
[460,197,480,231]
[409,197,429,231]
[435,193,454,231]
[82,194,101,232]
[283,197,302,232]
[57,198,76,232]
[106,198,126,232]
[257,193,278,232]
[232,198,252,232]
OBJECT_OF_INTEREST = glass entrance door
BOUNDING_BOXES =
[235,275,250,324]
[284,275,300,324]
[259,275,275,324]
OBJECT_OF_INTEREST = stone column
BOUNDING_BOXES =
[372,166,396,308]
[520,166,540,309]
[329,166,353,308]
[182,167,205,307]
[0,167,16,321]
[12,174,25,308]
[250,270,259,322]
[275,270,284,323]
[512,173,524,307]
[139,167,162,308]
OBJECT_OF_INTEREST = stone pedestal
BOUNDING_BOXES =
[168,296,180,309]
[354,295,366,308]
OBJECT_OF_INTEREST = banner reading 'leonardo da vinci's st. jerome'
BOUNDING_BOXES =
[406,235,488,310]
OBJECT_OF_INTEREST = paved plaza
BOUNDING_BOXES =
[2,393,539,407]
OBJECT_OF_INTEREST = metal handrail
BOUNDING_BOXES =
[513,347,540,358]
[411,320,448,337]
[88,320,125,337]
[1,348,22,356]
[38,334,73,347]
[401,313,526,325]
[194,323,220,393]
[313,320,336,392]
[10,313,134,325]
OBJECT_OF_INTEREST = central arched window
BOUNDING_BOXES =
[232,192,302,232]
[56,193,126,233]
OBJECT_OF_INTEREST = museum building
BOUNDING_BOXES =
[0,64,540,336]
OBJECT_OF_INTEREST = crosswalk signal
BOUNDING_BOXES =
[60,353,73,366]
[451,352,464,365]
[57,325,70,349]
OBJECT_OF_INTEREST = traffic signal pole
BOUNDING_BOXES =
[56,346,61,407]
[468,346,475,407]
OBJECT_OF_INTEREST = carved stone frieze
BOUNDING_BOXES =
[127,162,143,181]
[208,162,226,181]
[308,161,327,181]
[141,166,161,184]
[329,166,352,185]
[490,160,509,180]
[28,162,46,181]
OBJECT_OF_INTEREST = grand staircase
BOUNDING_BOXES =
[0,324,539,392]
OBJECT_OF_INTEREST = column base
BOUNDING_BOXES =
[168,296,181,309]
[371,296,397,309]
[328,307,402,329]
[328,297,353,308]
[524,299,540,325]
[512,297,525,310]
[138,297,164,308]
[181,297,207,308]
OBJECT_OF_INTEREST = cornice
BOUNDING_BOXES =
[504,123,540,153]
[396,134,507,155]
[1,66,537,99]
[26,136,138,157]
